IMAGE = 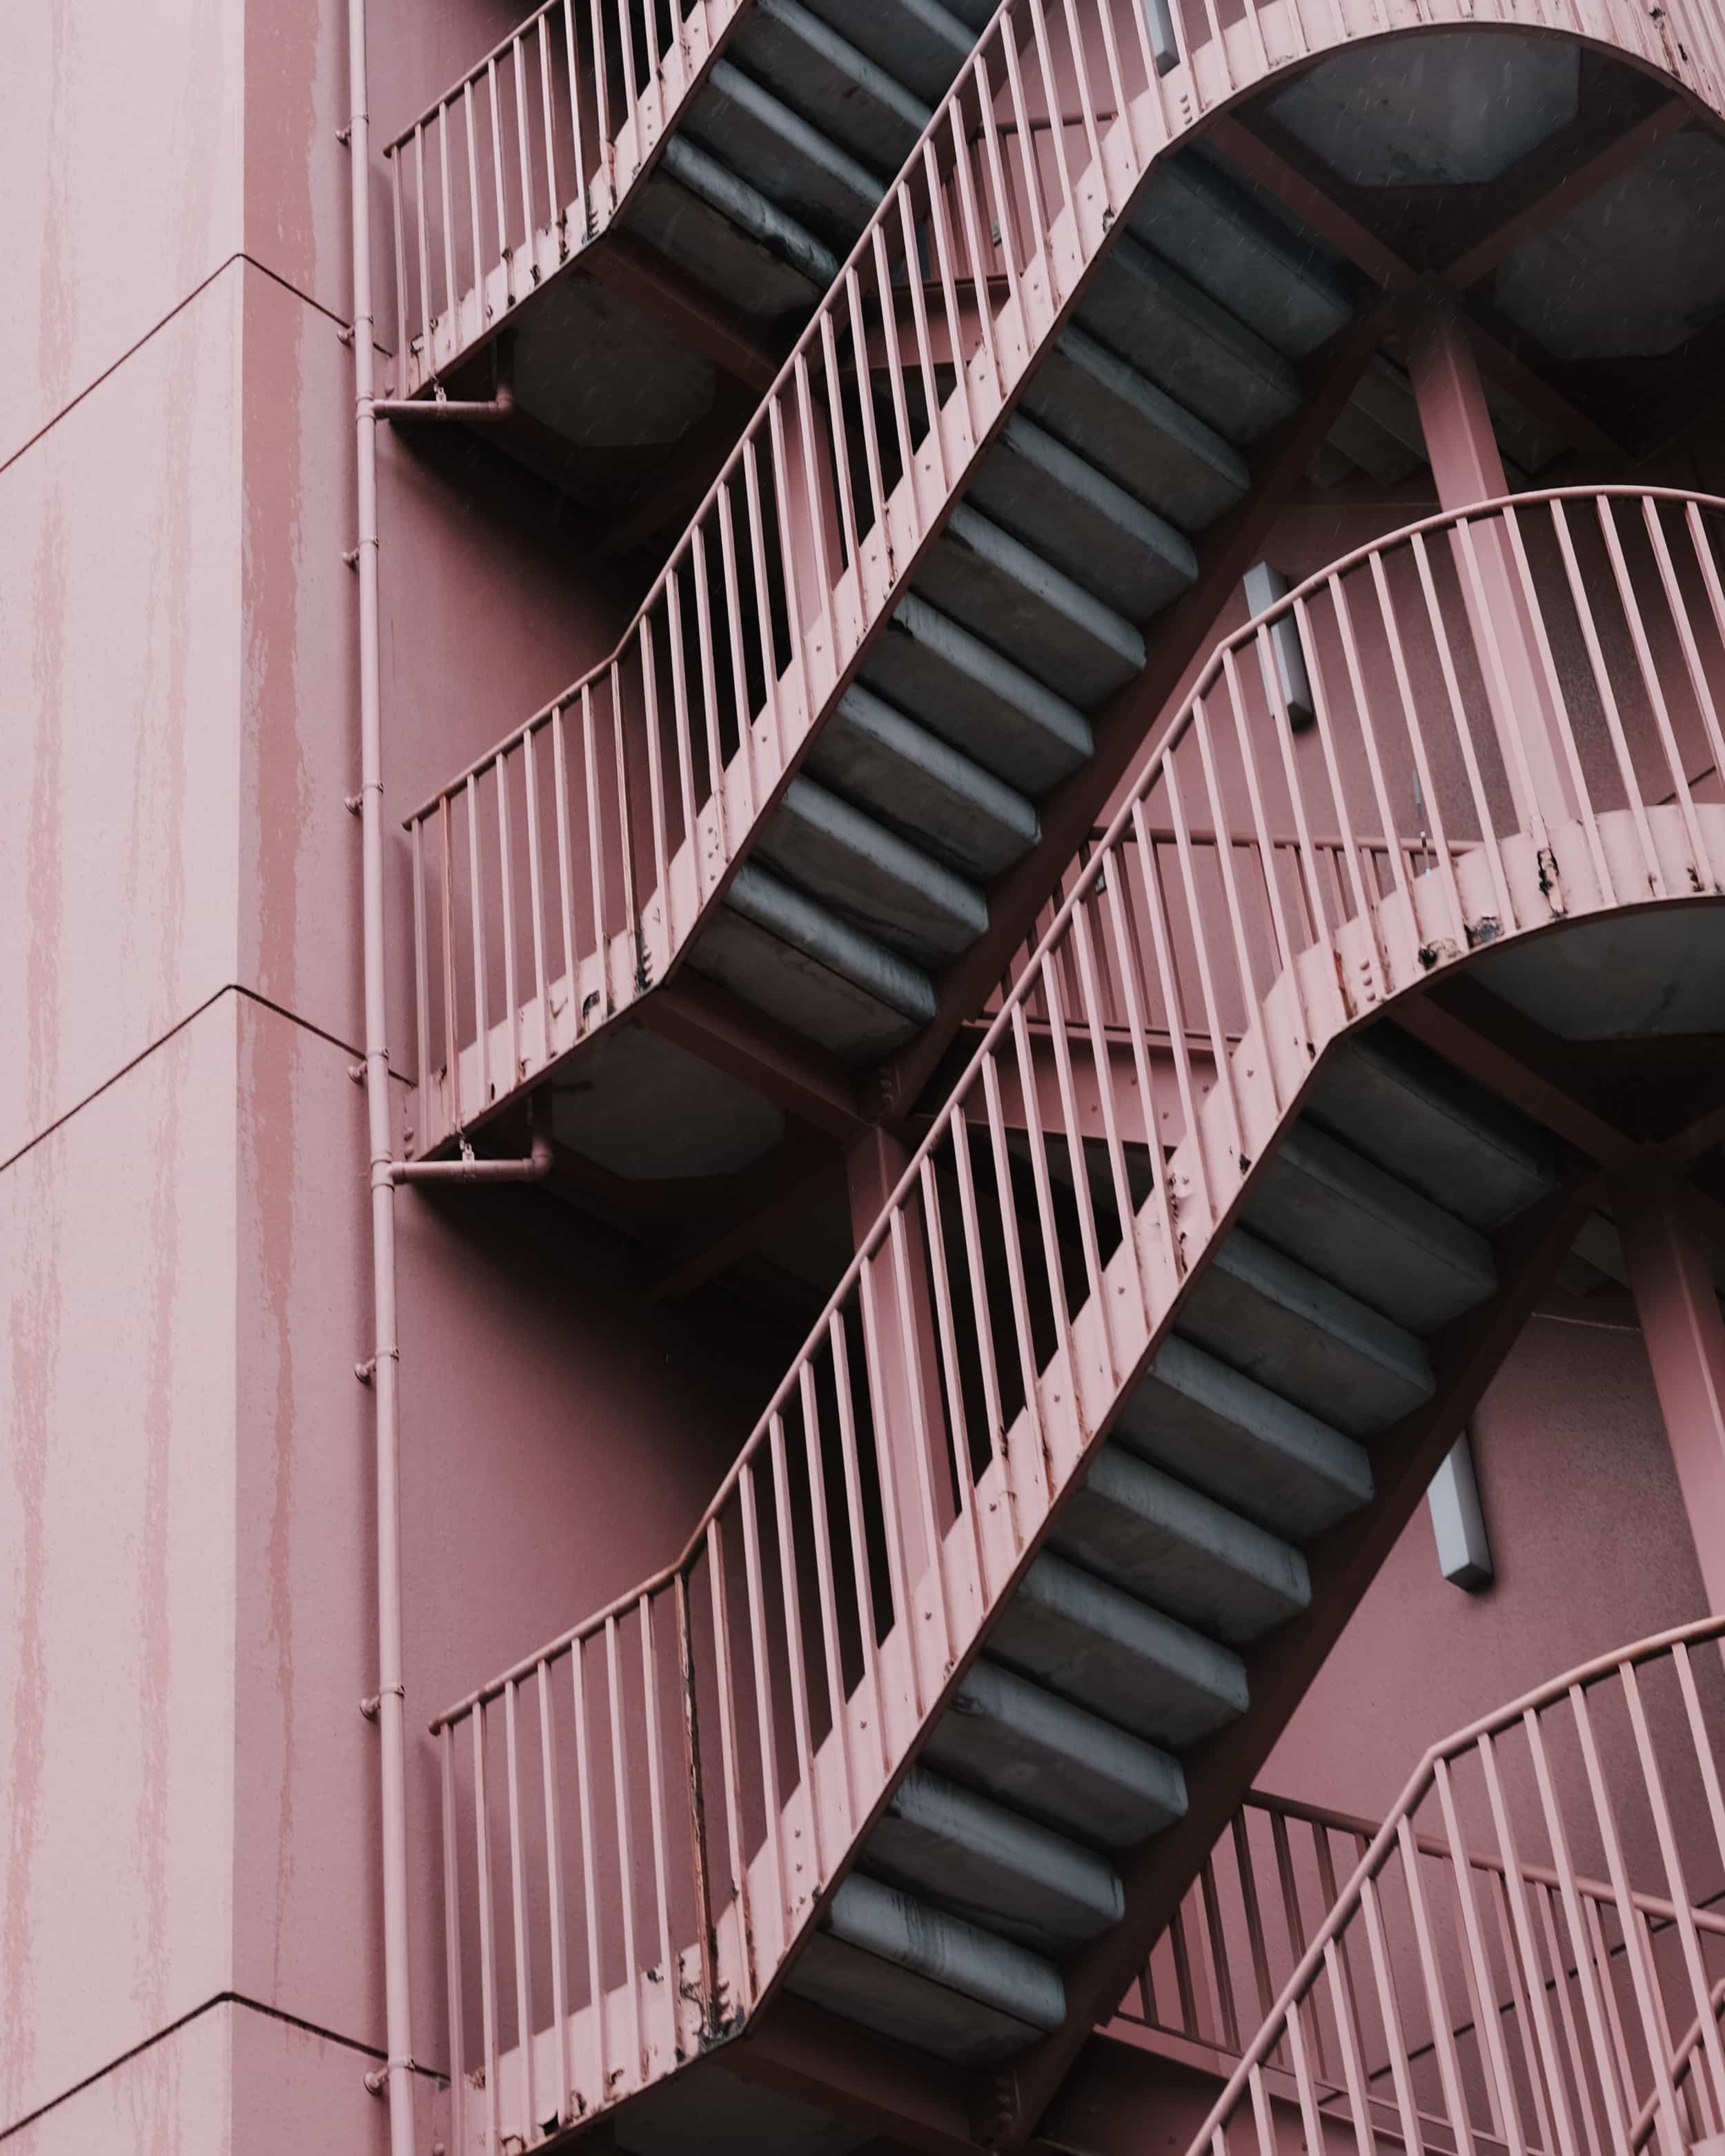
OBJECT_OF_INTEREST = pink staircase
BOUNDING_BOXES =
[1182,1619,1725,2156]
[397,1,1725,2150]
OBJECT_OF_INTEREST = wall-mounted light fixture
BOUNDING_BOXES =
[1428,1431,1495,1591]
[1245,560,1316,732]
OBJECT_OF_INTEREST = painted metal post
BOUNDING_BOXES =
[1428,1432,1494,1590]
[846,1129,954,1604]
[347,1,419,2148]
[1403,298,1579,851]
[1617,1167,1725,1612]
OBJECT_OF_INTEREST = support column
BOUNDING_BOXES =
[845,1129,956,1610]
[1403,298,1579,849]
[1617,1167,1725,1612]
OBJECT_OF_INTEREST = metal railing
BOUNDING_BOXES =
[1185,1621,1725,2156]
[1118,1785,1725,2138]
[430,477,1725,2148]
[401,0,1725,1156]
[384,0,738,394]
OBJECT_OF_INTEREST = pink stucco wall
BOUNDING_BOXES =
[1,0,800,2136]
[1265,1300,1712,1821]
[10,0,1725,2144]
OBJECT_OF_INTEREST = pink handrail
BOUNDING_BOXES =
[384,0,742,395]
[400,0,1725,1160]
[431,475,1725,2148]
[1185,1619,1725,2156]
[1118,1784,1725,2075]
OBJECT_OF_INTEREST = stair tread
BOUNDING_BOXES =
[794,1874,1065,2065]
[863,1766,1124,1954]
[1181,1227,1436,1438]
[992,1551,1251,1748]
[684,60,882,247]
[923,1657,1187,1851]
[795,0,980,104]
[1052,1443,1312,1645]
[969,414,1200,622]
[1022,326,1251,535]
[805,686,1041,881]
[1128,148,1357,361]
[1114,1333,1374,1539]
[1244,1119,1497,1332]
[914,504,1146,706]
[733,0,933,175]
[1076,235,1303,446]
[691,862,934,1061]
[638,141,834,319]
[862,592,1095,796]
[757,775,988,965]
[1306,1026,1564,1230]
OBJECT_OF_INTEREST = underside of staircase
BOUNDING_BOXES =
[402,3,1725,2153]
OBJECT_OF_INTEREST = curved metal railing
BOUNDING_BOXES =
[1183,1619,1725,2156]
[400,0,1725,1157]
[1116,1782,1725,2137]
[384,0,740,395]
[431,483,1725,2148]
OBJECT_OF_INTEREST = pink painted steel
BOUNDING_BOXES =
[384,0,743,395]
[1617,1170,1725,1614]
[400,0,1725,1161]
[1182,1622,1725,2156]
[429,476,1725,2148]
[1111,1777,1725,2119]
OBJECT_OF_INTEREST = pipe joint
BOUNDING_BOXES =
[364,2057,421,2098]
[371,382,516,426]
[389,1097,554,1185]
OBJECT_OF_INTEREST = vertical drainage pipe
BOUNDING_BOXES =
[345,1,419,2150]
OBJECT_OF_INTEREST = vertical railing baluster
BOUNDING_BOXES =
[538,1659,571,2130]
[473,1708,503,2155]
[503,1679,538,2137]
[440,1725,467,2156]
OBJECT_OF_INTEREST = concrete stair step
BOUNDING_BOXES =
[756,776,989,966]
[989,1552,1251,1748]
[912,504,1146,706]
[860,592,1094,798]
[1176,1227,1436,1440]
[805,686,1041,882]
[790,1873,1066,2064]
[1244,1120,1497,1333]
[967,414,1200,622]
[690,861,936,1062]
[1325,397,1424,487]
[921,1656,1187,1851]
[862,1768,1125,1955]
[796,0,985,105]
[730,0,932,175]
[1113,1333,1374,1541]
[1076,235,1303,447]
[1049,1444,1312,1645]
[682,59,881,248]
[635,139,834,321]
[1128,148,1357,360]
[1305,1026,1564,1232]
[1021,327,1251,535]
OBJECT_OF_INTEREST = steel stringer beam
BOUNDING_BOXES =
[989,1167,1607,2151]
[879,299,1404,1124]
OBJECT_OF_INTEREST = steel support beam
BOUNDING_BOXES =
[993,1171,1606,2147]
[586,229,781,392]
[643,973,866,1140]
[1390,979,1639,1169]
[1617,1166,1725,1612]
[730,1992,988,2156]
[1402,296,1579,836]
[881,301,1401,1120]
